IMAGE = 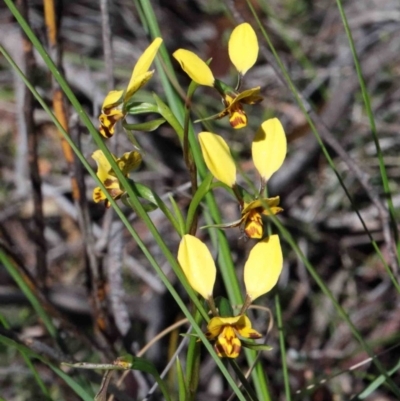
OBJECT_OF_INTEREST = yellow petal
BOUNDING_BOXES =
[126,37,163,99]
[228,23,258,75]
[243,197,283,216]
[198,132,236,187]
[252,118,287,181]
[102,90,124,111]
[244,235,283,301]
[92,150,114,182]
[173,49,215,87]
[207,316,242,339]
[177,235,216,299]
[116,151,142,175]
[235,315,262,339]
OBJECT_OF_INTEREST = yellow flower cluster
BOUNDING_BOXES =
[178,234,283,358]
[174,24,287,358]
[199,118,287,239]
[92,38,162,206]
[90,23,287,361]
[173,23,262,129]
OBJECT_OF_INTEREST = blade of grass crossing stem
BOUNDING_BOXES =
[245,0,400,294]
[335,0,400,263]
[1,11,247,400]
[136,2,271,399]
[21,352,53,400]
[0,250,57,339]
[356,357,400,399]
[275,294,291,401]
[136,2,273,398]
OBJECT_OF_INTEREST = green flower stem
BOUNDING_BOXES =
[275,294,291,401]
[185,173,213,235]
[185,308,203,401]
[232,183,244,207]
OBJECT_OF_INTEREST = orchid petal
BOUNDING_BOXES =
[126,37,163,99]
[173,49,215,87]
[252,118,287,181]
[244,235,283,301]
[228,23,258,75]
[177,235,216,299]
[198,132,236,187]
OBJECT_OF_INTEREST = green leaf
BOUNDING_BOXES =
[168,194,186,237]
[126,180,181,233]
[185,173,213,233]
[0,250,57,339]
[242,342,273,352]
[123,118,165,132]
[153,93,184,143]
[125,101,158,114]
[130,356,172,401]
[200,219,242,231]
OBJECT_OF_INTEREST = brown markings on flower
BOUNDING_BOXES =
[103,178,116,188]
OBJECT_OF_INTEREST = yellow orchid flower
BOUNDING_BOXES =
[199,119,287,238]
[239,197,283,239]
[206,315,262,358]
[176,235,282,358]
[177,234,216,300]
[244,235,283,302]
[198,132,236,187]
[99,37,162,138]
[92,149,142,207]
[173,23,262,129]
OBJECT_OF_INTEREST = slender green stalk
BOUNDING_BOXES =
[0,250,57,339]
[275,294,291,400]
[21,352,53,400]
